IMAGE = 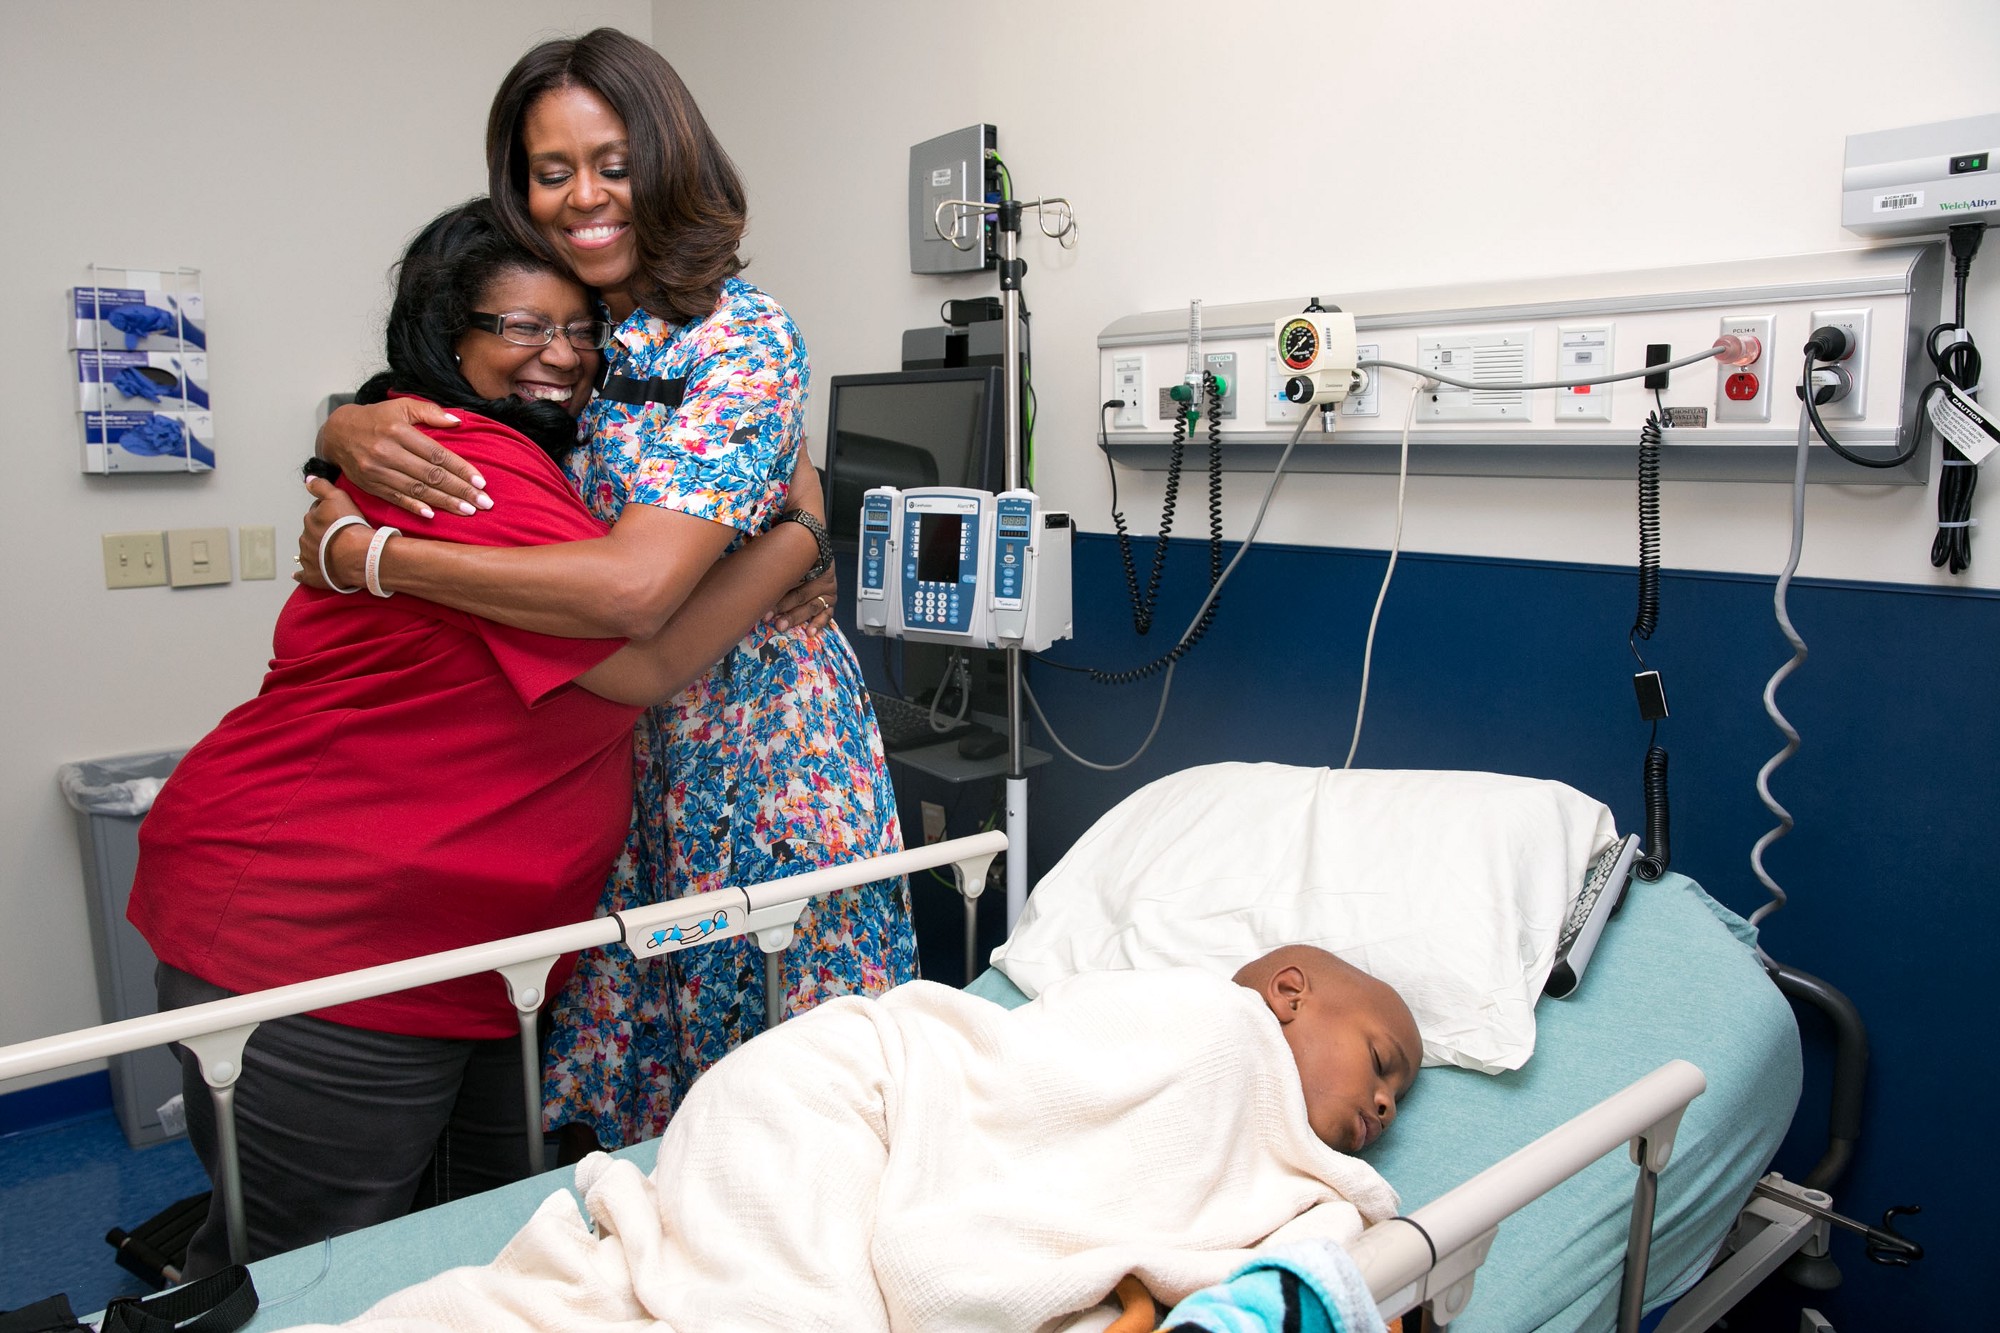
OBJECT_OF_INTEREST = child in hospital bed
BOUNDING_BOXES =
[282,949,1420,1333]
[1233,945,1422,1155]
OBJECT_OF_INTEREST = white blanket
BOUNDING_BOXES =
[284,970,1398,1333]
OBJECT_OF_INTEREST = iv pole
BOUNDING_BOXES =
[932,192,1073,927]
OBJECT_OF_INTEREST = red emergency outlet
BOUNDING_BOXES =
[1725,371,1761,402]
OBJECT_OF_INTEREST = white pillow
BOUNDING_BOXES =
[990,764,1618,1074]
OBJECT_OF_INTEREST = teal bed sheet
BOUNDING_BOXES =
[972,872,1802,1333]
[238,872,1796,1332]
[238,1141,665,1329]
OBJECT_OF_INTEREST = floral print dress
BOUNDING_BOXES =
[541,278,915,1147]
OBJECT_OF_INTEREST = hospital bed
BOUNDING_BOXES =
[968,869,1800,1331]
[0,819,1803,1331]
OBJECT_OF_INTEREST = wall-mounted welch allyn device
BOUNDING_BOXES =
[855,486,1073,652]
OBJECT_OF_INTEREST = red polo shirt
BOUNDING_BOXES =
[130,406,640,1038]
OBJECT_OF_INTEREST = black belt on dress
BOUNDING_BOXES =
[598,374,687,410]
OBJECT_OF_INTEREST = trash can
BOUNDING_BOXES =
[57,749,187,1148]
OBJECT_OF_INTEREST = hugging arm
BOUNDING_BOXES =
[576,519,821,705]
[303,441,832,642]
[318,399,491,519]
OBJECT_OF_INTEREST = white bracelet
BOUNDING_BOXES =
[317,515,369,595]
[365,525,401,598]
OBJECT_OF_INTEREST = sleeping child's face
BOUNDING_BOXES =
[1234,946,1422,1153]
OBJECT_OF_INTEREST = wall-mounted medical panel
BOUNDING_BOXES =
[1097,244,1942,484]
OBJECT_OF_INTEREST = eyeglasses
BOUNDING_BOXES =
[468,311,614,350]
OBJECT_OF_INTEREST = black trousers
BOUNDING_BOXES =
[156,963,533,1279]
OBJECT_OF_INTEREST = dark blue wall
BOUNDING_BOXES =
[974,532,1992,1327]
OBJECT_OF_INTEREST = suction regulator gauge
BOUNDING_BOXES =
[1279,317,1321,371]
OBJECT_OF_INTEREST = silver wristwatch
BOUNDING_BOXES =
[774,508,833,581]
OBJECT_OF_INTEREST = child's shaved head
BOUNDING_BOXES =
[1235,946,1421,1153]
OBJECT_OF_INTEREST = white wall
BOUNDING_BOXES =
[6,0,1994,1080]
[656,0,1999,586]
[0,0,652,1083]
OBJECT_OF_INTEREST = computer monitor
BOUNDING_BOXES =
[822,366,1006,547]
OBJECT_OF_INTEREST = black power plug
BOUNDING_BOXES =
[1803,325,1852,362]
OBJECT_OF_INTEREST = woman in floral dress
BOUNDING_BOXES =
[311,29,914,1152]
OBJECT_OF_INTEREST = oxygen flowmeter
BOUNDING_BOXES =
[855,486,1073,651]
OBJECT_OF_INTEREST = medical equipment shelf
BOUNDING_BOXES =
[0,830,1006,1268]
[884,709,1052,783]
[1099,244,1944,484]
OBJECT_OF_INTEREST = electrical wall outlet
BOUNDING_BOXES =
[1340,343,1382,418]
[1809,307,1871,419]
[103,532,167,588]
[1111,356,1145,428]
[1714,314,1776,424]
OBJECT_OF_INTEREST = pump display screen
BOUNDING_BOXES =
[915,513,963,583]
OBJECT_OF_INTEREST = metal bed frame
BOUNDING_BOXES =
[0,831,1846,1330]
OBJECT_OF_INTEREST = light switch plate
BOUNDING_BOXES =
[103,532,167,589]
[166,526,232,587]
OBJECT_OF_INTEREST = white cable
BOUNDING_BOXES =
[1748,406,1814,957]
[1360,344,1724,394]
[1026,409,1315,771]
[1344,387,1422,768]
[259,1235,336,1309]
[927,648,972,731]
[1044,344,1718,774]
[1023,662,1178,773]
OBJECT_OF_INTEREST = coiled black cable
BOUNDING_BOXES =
[1926,223,1985,573]
[1636,729,1671,882]
[1630,410,1671,882]
[1631,411,1663,651]
[1114,401,1185,635]
[1106,373,1227,669]
[1195,371,1227,636]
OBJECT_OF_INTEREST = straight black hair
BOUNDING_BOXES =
[486,27,747,326]
[355,198,585,461]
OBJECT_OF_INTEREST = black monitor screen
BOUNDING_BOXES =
[824,369,1002,543]
[914,513,963,583]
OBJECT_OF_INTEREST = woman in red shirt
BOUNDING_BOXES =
[127,199,829,1275]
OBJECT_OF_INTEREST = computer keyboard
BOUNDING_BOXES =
[869,690,976,752]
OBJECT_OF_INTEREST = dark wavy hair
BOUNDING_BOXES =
[486,27,747,326]
[354,198,586,461]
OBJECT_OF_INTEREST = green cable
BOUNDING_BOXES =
[988,151,1012,201]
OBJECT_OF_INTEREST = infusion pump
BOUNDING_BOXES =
[855,486,1073,652]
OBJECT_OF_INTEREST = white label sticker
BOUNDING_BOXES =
[1928,384,1999,465]
[931,167,953,187]
[1873,190,1924,213]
